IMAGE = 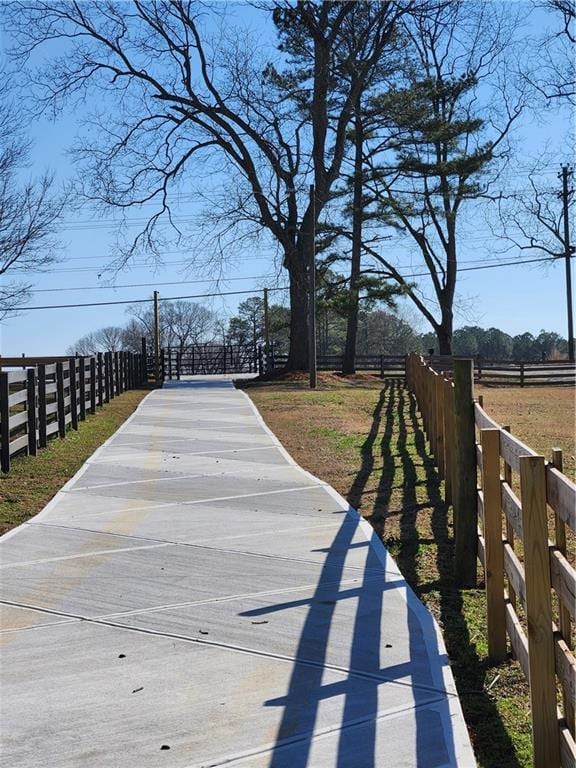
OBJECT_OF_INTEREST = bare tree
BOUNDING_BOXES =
[0,90,65,316]
[67,325,126,355]
[495,169,574,259]
[528,0,575,103]
[6,0,408,369]
[126,300,216,353]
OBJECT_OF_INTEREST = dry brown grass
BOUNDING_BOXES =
[476,385,575,479]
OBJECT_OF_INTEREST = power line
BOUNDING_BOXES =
[402,254,560,279]
[10,254,561,313]
[31,274,278,294]
[5,286,290,312]
[16,254,269,275]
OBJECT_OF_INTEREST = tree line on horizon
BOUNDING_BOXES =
[68,296,570,364]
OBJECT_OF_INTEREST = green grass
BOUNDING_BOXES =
[0,387,151,535]
[244,377,536,767]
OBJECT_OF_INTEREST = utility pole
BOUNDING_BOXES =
[308,184,317,389]
[560,165,574,363]
[263,287,270,362]
[153,290,161,384]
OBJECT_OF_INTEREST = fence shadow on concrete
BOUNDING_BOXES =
[239,512,460,766]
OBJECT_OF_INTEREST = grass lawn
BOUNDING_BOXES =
[0,387,151,535]
[240,374,576,768]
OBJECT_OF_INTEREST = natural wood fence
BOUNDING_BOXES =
[405,352,576,768]
[0,350,148,473]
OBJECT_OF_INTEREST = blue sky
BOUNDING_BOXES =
[1,1,574,355]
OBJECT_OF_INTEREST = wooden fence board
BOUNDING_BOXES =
[9,434,28,454]
[559,724,576,768]
[501,429,538,473]
[503,543,526,608]
[501,483,523,539]
[550,550,576,621]
[547,467,576,531]
[8,389,27,407]
[9,410,28,430]
[474,402,501,431]
[505,601,530,679]
[555,636,576,710]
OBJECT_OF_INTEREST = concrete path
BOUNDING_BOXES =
[0,378,475,767]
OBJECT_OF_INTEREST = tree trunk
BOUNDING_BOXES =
[342,98,364,375]
[286,255,309,370]
[436,311,453,355]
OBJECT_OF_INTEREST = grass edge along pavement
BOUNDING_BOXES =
[0,387,151,535]
[239,374,576,768]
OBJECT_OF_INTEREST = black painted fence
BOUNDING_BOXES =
[0,350,147,473]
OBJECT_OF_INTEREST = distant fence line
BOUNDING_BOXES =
[0,348,148,473]
[405,353,576,768]
[269,352,576,385]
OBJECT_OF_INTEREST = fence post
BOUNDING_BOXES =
[114,352,120,396]
[520,361,525,388]
[519,455,560,768]
[168,347,172,380]
[258,345,264,376]
[551,448,575,734]
[68,357,78,431]
[38,364,47,448]
[435,374,445,478]
[56,362,66,438]
[90,357,97,414]
[26,368,38,456]
[503,425,516,616]
[78,358,86,420]
[0,372,9,473]
[104,352,111,402]
[177,352,181,380]
[443,378,455,504]
[480,428,506,661]
[453,358,477,587]
[160,349,166,382]
[380,355,384,379]
[97,353,104,405]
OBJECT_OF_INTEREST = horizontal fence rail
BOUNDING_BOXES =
[428,356,576,387]
[405,353,576,768]
[270,353,406,376]
[0,348,149,474]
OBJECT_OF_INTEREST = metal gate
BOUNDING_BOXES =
[163,345,262,379]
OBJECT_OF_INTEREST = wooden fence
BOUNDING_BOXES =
[429,356,576,387]
[0,350,148,473]
[270,353,406,376]
[405,352,576,768]
[268,352,575,385]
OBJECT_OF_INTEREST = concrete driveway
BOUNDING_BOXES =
[0,377,475,767]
